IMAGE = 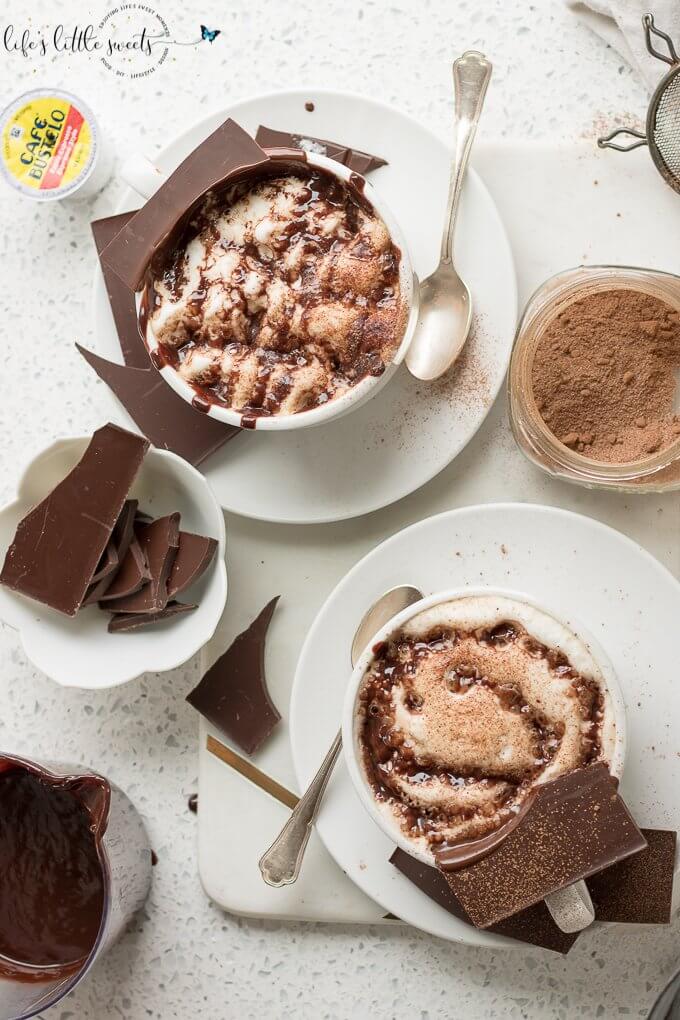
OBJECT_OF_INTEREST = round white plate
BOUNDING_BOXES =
[92,89,517,524]
[290,503,680,947]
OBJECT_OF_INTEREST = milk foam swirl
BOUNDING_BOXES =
[356,596,611,851]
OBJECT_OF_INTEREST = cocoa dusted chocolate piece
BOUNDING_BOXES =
[436,764,647,929]
[167,532,218,599]
[108,600,196,633]
[76,344,240,467]
[91,213,151,369]
[0,424,148,616]
[104,514,180,614]
[255,125,387,174]
[390,848,580,954]
[588,828,676,924]
[100,119,270,291]
[186,597,281,755]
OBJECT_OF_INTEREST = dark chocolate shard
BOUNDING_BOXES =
[437,764,647,929]
[0,425,148,616]
[83,499,138,605]
[98,534,151,602]
[100,119,270,291]
[390,848,580,955]
[88,541,119,587]
[167,532,218,599]
[108,600,196,633]
[76,344,240,467]
[104,514,180,614]
[588,828,676,924]
[91,213,150,369]
[255,125,387,174]
[186,596,281,755]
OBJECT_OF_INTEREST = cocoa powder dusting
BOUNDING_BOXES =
[531,289,680,463]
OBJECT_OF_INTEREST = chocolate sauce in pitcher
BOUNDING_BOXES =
[0,761,108,981]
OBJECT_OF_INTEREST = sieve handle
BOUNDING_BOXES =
[598,127,648,153]
[643,13,678,67]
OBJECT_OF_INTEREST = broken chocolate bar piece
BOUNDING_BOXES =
[390,848,580,954]
[588,828,676,924]
[186,596,281,755]
[255,125,387,174]
[91,213,151,369]
[100,119,270,291]
[437,764,647,929]
[108,600,196,633]
[167,532,218,599]
[0,425,148,616]
[105,514,180,614]
[76,344,240,467]
[88,541,119,587]
[99,533,150,602]
[83,499,138,605]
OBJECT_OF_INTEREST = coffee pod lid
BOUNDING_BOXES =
[0,89,108,200]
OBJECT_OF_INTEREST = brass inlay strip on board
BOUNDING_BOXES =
[206,734,300,810]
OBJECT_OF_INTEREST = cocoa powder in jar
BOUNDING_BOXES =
[531,288,680,463]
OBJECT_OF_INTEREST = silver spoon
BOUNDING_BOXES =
[405,51,492,381]
[258,584,423,887]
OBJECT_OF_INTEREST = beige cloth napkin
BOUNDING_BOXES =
[565,0,680,90]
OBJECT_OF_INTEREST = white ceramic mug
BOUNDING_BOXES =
[341,587,628,934]
[121,149,419,432]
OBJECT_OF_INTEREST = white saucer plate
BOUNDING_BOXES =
[290,503,680,947]
[92,88,517,524]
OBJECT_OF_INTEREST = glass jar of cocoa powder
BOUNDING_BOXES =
[508,266,680,491]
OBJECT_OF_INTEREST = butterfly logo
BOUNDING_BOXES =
[201,25,221,43]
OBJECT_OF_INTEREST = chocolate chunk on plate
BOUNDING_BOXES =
[437,763,647,929]
[98,532,151,602]
[108,600,196,633]
[76,344,239,468]
[104,513,180,614]
[186,596,281,755]
[588,828,676,924]
[0,424,148,616]
[83,499,138,605]
[390,848,580,954]
[255,125,387,174]
[167,532,218,599]
[91,213,151,369]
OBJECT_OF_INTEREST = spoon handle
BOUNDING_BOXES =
[258,730,342,887]
[440,51,492,264]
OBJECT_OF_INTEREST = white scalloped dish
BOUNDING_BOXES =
[0,437,227,688]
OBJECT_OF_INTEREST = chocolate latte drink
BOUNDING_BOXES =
[145,165,408,421]
[351,594,620,860]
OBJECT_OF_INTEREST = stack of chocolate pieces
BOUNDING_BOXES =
[390,763,677,954]
[0,423,218,633]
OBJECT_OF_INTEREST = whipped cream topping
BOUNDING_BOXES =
[356,595,613,853]
[146,167,406,419]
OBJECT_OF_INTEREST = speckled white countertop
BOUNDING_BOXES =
[0,1,677,1018]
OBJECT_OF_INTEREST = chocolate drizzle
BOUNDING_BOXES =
[146,165,404,419]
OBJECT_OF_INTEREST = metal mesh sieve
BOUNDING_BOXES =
[651,69,680,189]
[598,14,680,195]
